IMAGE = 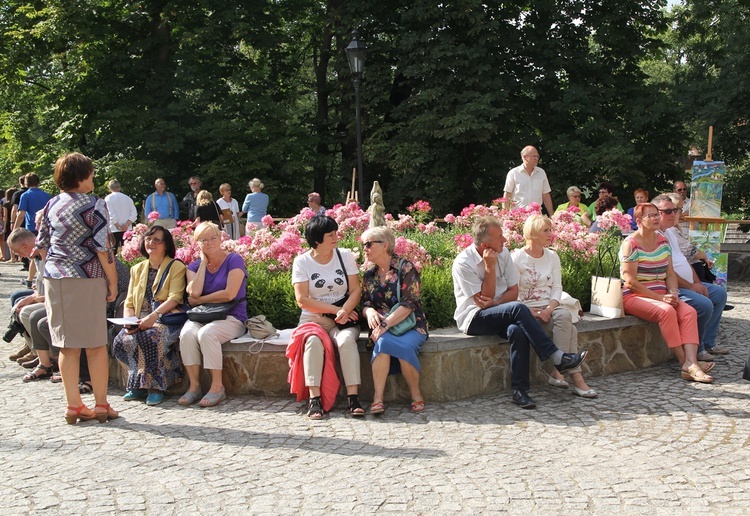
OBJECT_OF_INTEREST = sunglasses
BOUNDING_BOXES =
[676,188,687,192]
[362,240,384,249]
[658,208,679,215]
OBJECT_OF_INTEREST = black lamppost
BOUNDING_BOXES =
[346,29,367,205]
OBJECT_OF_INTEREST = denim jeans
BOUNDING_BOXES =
[678,283,727,353]
[466,301,559,391]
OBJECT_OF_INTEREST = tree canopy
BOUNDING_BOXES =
[0,0,747,216]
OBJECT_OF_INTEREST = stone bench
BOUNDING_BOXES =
[110,314,672,402]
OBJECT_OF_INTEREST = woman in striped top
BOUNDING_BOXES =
[619,203,713,383]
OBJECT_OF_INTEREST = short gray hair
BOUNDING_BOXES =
[472,216,503,245]
[652,194,674,207]
[361,226,396,255]
[666,193,682,206]
[108,180,121,191]
[8,228,36,248]
[566,186,581,197]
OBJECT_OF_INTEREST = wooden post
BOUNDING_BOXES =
[706,125,713,161]
[346,168,358,205]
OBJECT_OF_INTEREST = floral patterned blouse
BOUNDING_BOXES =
[362,254,428,336]
[36,192,110,279]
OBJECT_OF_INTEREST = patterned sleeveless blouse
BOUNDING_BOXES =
[620,234,671,298]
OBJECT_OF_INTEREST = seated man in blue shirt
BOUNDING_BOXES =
[143,178,179,229]
[452,216,587,409]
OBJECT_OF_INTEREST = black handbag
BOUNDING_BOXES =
[186,299,240,324]
[322,249,361,330]
[152,260,189,326]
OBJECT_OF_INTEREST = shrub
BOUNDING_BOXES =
[121,201,607,329]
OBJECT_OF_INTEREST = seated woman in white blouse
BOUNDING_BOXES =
[510,215,597,398]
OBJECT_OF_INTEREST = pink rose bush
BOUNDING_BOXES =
[121,198,603,277]
[597,209,633,234]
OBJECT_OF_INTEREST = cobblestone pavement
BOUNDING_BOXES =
[1,261,749,514]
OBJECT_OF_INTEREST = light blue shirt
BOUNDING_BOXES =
[144,191,179,220]
[242,192,269,223]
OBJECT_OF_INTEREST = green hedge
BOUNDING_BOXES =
[243,235,622,330]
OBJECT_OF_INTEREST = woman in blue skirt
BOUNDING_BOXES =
[360,226,428,415]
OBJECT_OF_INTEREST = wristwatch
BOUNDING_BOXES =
[380,320,388,329]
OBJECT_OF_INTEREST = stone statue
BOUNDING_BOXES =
[367,181,386,228]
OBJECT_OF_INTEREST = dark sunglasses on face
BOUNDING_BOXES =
[676,188,687,192]
[362,240,384,249]
[659,208,679,215]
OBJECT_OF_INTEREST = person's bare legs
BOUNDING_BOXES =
[371,353,390,404]
[184,364,202,393]
[399,359,422,403]
[59,348,92,418]
[206,369,223,394]
[87,346,117,418]
[569,371,592,391]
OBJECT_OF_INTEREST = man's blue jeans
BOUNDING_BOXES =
[466,301,559,391]
[678,283,727,353]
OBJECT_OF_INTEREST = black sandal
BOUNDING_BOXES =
[22,363,53,382]
[307,396,324,420]
[348,394,365,417]
[78,380,93,394]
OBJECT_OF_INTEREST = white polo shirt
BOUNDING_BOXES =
[452,244,519,333]
[503,165,551,207]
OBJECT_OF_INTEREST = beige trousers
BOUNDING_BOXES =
[179,316,246,370]
[538,306,581,375]
[299,313,361,387]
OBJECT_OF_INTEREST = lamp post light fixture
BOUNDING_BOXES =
[346,29,367,205]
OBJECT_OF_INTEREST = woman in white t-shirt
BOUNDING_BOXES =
[511,214,597,398]
[217,183,241,240]
[291,215,363,419]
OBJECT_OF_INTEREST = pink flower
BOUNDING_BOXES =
[147,211,161,223]
[261,214,275,228]
[454,233,473,250]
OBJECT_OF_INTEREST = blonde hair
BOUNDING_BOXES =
[219,183,231,194]
[194,221,222,241]
[249,178,264,191]
[196,190,213,206]
[361,226,396,255]
[523,214,552,241]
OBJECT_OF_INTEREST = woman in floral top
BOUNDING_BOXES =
[361,226,428,415]
[36,152,119,424]
[511,215,597,398]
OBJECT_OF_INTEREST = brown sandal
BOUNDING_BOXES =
[22,363,53,382]
[682,364,713,383]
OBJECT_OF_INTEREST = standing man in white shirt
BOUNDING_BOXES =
[503,146,554,215]
[105,180,138,250]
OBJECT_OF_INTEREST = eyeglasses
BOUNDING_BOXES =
[362,240,384,249]
[643,213,661,219]
[144,237,164,244]
[658,208,679,215]
[198,235,220,244]
[675,188,687,192]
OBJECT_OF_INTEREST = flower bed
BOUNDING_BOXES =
[121,200,626,329]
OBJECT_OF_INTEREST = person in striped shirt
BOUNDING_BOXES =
[619,203,713,384]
